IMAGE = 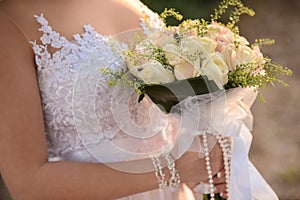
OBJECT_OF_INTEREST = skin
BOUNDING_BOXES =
[0,0,227,199]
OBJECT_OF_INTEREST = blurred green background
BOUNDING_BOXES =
[141,0,300,199]
[1,0,299,199]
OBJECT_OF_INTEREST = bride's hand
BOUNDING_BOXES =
[175,142,227,196]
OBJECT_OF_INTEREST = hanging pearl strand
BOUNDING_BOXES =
[202,132,215,200]
[216,135,231,198]
[203,133,232,200]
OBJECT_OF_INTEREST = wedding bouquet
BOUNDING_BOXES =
[101,0,291,199]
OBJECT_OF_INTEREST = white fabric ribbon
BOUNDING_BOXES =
[213,87,278,200]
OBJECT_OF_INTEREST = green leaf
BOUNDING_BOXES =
[139,76,220,113]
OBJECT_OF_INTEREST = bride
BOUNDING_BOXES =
[0,0,227,199]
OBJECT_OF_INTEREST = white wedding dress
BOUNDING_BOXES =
[31,1,196,199]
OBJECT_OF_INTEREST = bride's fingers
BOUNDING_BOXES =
[213,169,226,184]
[203,169,226,184]
[214,183,226,194]
[219,191,228,199]
[213,176,226,184]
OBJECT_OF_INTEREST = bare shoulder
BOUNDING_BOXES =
[0,10,34,64]
[108,0,156,31]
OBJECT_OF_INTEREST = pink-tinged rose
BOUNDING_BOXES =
[174,61,195,80]
[207,23,234,52]
[252,46,263,60]
[222,44,237,71]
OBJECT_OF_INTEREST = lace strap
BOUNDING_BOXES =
[134,0,165,34]
[34,13,69,48]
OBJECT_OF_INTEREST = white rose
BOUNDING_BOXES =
[180,37,202,58]
[201,61,226,89]
[162,43,197,80]
[162,43,182,66]
[235,45,256,66]
[211,52,229,85]
[196,36,217,54]
[162,39,203,79]
[196,52,227,89]
[129,60,175,84]
[180,37,214,77]
[206,24,220,39]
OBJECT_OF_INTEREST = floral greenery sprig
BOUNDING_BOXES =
[100,67,144,94]
[210,0,255,28]
[251,38,275,48]
[159,8,183,24]
[225,58,292,89]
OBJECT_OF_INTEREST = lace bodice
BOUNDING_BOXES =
[31,1,165,162]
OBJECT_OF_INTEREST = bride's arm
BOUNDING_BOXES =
[0,11,225,200]
[0,13,160,200]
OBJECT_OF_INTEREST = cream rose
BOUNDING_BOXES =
[235,45,257,66]
[196,36,217,54]
[162,38,202,79]
[201,65,227,89]
[222,44,263,71]
[128,60,175,84]
[222,44,237,71]
[211,52,229,85]
[173,61,195,80]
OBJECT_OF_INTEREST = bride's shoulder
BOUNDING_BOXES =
[0,10,35,69]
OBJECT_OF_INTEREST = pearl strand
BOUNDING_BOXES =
[164,154,181,190]
[203,133,232,200]
[216,135,231,198]
[151,156,167,190]
[202,133,215,200]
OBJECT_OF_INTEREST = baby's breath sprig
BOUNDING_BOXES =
[251,38,275,48]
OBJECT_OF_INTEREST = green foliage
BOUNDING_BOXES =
[100,67,143,94]
[126,43,173,68]
[251,38,276,48]
[160,8,183,24]
[226,57,292,91]
[210,0,255,29]
[178,18,209,37]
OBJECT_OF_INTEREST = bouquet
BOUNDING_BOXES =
[101,0,291,199]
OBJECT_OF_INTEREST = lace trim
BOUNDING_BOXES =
[30,1,164,71]
[31,1,165,160]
